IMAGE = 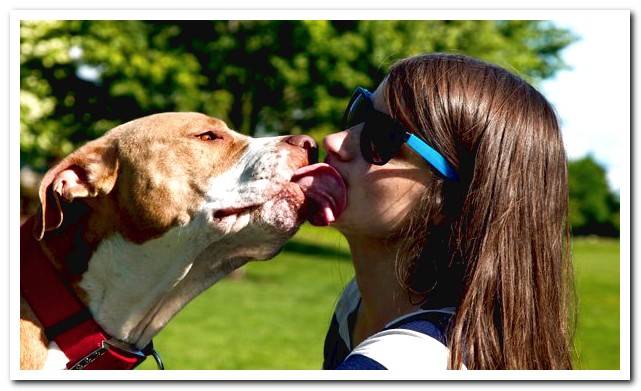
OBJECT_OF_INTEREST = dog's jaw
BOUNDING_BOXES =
[204,135,305,235]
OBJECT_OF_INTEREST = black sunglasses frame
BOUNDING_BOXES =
[341,87,459,181]
[342,87,409,166]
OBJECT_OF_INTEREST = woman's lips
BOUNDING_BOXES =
[323,155,349,188]
[291,162,348,226]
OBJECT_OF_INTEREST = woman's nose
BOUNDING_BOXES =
[323,129,357,162]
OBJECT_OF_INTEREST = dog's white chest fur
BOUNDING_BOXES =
[77,213,218,347]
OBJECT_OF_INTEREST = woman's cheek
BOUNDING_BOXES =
[334,171,405,236]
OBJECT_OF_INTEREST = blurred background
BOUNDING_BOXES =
[20,20,622,370]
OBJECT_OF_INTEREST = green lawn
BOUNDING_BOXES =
[571,237,620,369]
[138,225,620,370]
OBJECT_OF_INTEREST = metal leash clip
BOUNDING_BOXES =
[106,338,165,370]
[141,340,164,370]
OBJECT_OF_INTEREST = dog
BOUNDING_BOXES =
[20,112,320,369]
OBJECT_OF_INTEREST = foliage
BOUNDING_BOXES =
[21,20,620,236]
[20,21,205,169]
[568,155,620,236]
[20,20,575,170]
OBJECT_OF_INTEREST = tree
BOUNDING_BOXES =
[568,155,620,236]
[20,20,205,170]
[20,20,575,172]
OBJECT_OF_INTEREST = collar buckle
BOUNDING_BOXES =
[68,344,108,370]
[68,338,164,370]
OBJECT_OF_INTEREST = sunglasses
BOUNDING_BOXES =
[342,87,458,181]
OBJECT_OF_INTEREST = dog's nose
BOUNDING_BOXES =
[284,135,318,164]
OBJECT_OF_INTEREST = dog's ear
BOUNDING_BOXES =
[33,139,119,241]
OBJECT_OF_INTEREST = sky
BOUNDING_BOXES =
[542,13,629,192]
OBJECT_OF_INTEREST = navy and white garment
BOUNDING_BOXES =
[322,278,460,370]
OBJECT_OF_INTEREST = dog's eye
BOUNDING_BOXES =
[196,131,220,142]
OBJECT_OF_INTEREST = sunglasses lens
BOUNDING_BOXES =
[360,124,385,165]
[361,117,406,165]
[344,88,406,165]
[343,93,368,129]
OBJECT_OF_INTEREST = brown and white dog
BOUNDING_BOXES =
[20,112,321,369]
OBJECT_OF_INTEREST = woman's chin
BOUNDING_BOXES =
[321,213,353,233]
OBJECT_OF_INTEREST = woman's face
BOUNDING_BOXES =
[324,79,432,238]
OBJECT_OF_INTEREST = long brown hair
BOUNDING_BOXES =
[384,53,575,369]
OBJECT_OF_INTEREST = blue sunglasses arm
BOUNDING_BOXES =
[405,133,459,181]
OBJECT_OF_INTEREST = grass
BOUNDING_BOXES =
[138,225,620,370]
[571,237,620,369]
[138,224,353,370]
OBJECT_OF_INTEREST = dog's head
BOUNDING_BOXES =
[29,112,318,346]
[34,111,315,265]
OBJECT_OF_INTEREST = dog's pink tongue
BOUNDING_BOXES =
[291,163,347,226]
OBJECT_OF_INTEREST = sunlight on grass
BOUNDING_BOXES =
[571,237,620,369]
[139,224,354,369]
[139,226,620,370]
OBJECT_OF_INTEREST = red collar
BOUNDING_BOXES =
[20,221,162,370]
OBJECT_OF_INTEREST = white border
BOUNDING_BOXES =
[10,9,631,381]
[8,9,633,20]
[10,369,630,381]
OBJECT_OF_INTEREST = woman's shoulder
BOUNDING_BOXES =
[338,327,451,370]
[337,309,462,371]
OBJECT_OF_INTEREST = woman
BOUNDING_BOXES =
[303,53,575,370]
